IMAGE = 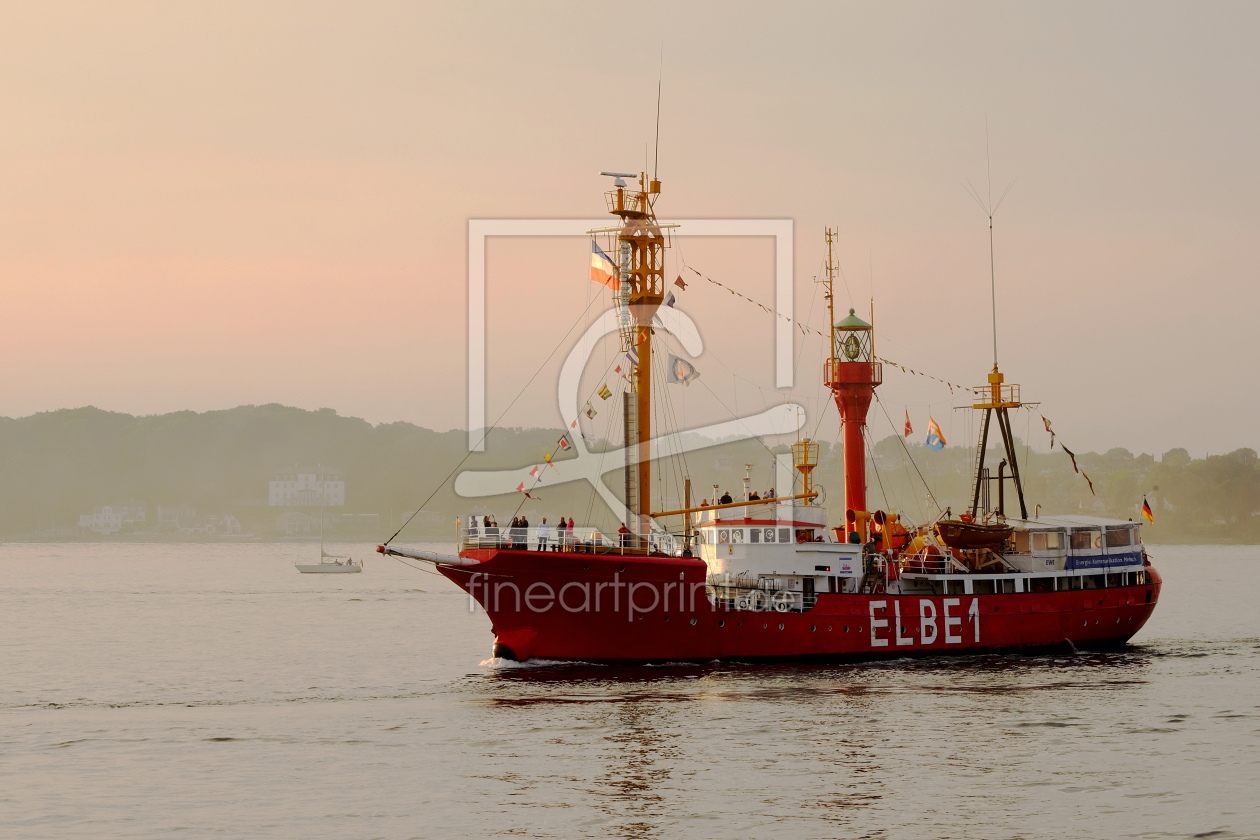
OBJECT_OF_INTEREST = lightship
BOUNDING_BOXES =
[380,172,1161,663]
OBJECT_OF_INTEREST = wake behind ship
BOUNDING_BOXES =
[380,171,1161,664]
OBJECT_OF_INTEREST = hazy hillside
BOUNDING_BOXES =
[0,405,797,540]
[1,404,1255,543]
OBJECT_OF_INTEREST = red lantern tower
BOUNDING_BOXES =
[820,230,882,533]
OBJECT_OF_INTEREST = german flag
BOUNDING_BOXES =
[1142,497,1154,524]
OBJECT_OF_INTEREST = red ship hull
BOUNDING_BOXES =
[440,548,1163,664]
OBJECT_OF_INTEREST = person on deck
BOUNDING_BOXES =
[618,523,630,548]
[557,517,568,551]
[748,491,760,501]
[566,517,576,549]
[767,488,775,499]
[719,491,733,504]
[537,518,551,551]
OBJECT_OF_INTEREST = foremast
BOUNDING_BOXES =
[599,173,667,547]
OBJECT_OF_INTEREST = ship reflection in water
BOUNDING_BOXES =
[468,651,1171,838]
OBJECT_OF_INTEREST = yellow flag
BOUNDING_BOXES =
[597,383,612,400]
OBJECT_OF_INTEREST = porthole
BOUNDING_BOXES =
[690,618,697,626]
[583,564,589,570]
[844,625,849,633]
[1083,620,1087,627]
[827,625,832,631]
[664,615,669,622]
[858,626,863,633]
[763,623,768,629]
[719,620,725,627]
[778,623,785,630]
[811,624,816,632]
[619,566,625,573]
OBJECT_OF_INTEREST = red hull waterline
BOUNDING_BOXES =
[438,548,1163,664]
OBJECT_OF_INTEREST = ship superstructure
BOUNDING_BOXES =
[379,172,1161,664]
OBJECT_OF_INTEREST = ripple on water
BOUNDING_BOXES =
[2,542,1258,840]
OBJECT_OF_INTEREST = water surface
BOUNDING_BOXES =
[1,543,1256,839]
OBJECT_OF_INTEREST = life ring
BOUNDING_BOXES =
[1094,535,1102,549]
[736,597,751,611]
[774,600,790,613]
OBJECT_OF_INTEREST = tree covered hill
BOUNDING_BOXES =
[0,405,579,538]
[1,404,1255,543]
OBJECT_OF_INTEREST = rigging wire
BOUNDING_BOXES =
[652,331,690,513]
[873,392,942,514]
[388,555,448,578]
[509,342,627,522]
[862,425,891,512]
[695,376,781,462]
[682,262,970,393]
[384,292,606,546]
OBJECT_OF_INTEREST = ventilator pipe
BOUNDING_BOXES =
[846,509,872,544]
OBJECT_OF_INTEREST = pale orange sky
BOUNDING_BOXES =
[1,1,1257,457]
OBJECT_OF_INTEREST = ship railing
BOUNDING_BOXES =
[692,501,789,524]
[458,526,679,555]
[823,358,884,388]
[897,549,972,576]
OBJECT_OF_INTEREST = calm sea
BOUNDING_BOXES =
[1,542,1256,839]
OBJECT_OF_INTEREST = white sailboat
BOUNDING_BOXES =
[295,464,362,574]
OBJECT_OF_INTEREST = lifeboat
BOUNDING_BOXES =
[933,519,1014,550]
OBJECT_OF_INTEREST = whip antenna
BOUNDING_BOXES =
[964,117,1016,368]
[653,45,663,181]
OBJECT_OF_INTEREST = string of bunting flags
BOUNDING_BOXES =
[512,427,576,500]
[683,265,969,394]
[1040,415,1096,497]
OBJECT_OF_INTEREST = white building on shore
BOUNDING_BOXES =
[269,465,345,507]
[79,500,147,535]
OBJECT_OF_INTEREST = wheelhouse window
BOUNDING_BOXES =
[717,529,729,543]
[763,527,776,543]
[750,528,760,543]
[731,529,744,544]
[1070,530,1101,551]
[1105,528,1132,548]
[779,528,791,543]
[1032,532,1064,551]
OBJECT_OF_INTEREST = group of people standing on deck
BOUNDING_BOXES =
[467,514,577,551]
[701,488,777,507]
